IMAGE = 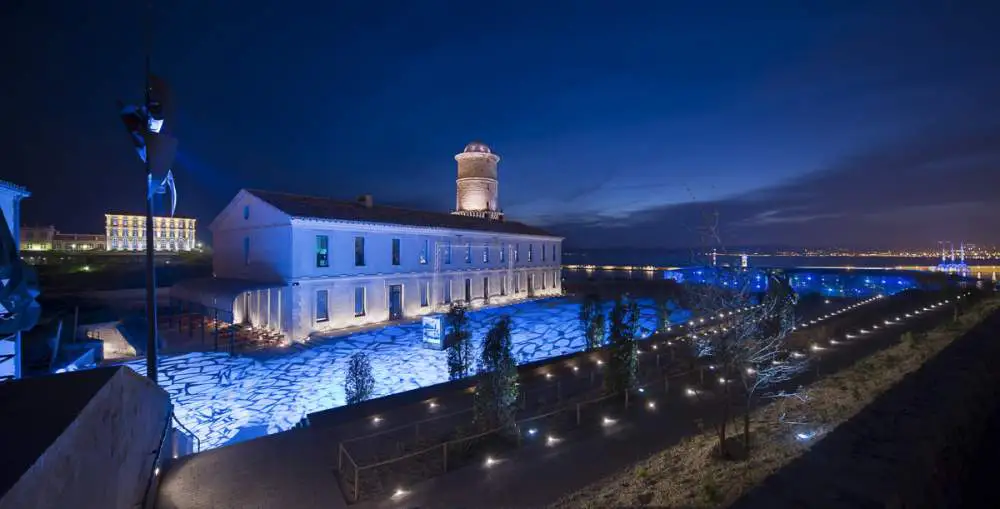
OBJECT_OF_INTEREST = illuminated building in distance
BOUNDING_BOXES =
[173,141,563,342]
[105,213,197,252]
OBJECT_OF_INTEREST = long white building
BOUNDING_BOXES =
[174,142,563,342]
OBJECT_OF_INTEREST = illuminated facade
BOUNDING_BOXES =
[105,214,197,252]
[1,179,29,380]
[21,226,107,252]
[177,142,563,342]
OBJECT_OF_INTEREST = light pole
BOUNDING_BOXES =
[118,0,178,383]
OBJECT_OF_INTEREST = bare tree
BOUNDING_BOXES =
[687,269,806,457]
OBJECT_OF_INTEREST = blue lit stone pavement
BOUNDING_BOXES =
[126,298,683,451]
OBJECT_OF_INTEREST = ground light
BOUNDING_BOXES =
[392,488,409,499]
[602,416,617,426]
[685,387,698,397]
[484,456,498,468]
[546,435,561,446]
[371,416,383,425]
[795,430,817,441]
[647,401,656,410]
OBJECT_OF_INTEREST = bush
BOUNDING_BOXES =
[345,352,375,405]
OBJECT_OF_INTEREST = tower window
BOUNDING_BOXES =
[528,244,533,262]
[354,287,366,317]
[483,246,489,263]
[420,239,429,264]
[465,241,472,263]
[500,243,506,263]
[391,238,401,265]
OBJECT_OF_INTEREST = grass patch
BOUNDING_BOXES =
[552,295,1000,509]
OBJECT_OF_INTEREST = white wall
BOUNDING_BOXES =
[210,192,293,282]
[208,191,564,341]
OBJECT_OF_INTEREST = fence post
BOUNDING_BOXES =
[664,374,670,393]
[354,467,359,502]
[442,442,448,473]
[624,391,629,409]
[656,353,660,368]
[699,366,704,385]
[576,403,581,425]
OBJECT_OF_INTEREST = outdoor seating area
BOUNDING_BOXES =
[158,298,287,354]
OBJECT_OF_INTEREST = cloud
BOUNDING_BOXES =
[550,119,1000,249]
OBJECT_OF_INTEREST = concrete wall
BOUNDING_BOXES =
[730,309,1000,509]
[0,368,171,509]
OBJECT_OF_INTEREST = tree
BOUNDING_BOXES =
[689,269,805,457]
[474,316,519,434]
[344,351,375,405]
[655,294,673,334]
[605,296,640,394]
[579,293,605,350]
[445,304,474,380]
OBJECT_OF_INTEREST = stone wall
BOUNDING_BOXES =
[0,368,171,509]
[730,309,1000,509]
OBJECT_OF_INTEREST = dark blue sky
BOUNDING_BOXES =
[5,1,999,249]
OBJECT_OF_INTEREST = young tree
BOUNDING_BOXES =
[474,316,519,434]
[604,296,640,394]
[445,304,474,380]
[654,294,672,334]
[344,351,375,405]
[579,293,605,351]
[690,269,805,456]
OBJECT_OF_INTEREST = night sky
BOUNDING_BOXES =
[4,1,999,249]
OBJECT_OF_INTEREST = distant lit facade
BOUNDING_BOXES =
[22,227,106,252]
[105,214,197,252]
[173,142,563,342]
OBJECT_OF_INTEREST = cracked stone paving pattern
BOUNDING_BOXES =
[124,298,684,450]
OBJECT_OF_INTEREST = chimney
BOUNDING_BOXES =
[357,194,373,208]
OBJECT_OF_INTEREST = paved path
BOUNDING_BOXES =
[155,292,944,509]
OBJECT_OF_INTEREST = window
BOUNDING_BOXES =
[514,273,520,293]
[552,244,557,263]
[316,290,329,322]
[354,287,366,316]
[500,276,506,296]
[243,205,250,220]
[542,244,546,262]
[465,241,472,263]
[528,244,533,262]
[315,235,329,267]
[445,240,452,264]
[444,280,452,304]
[243,236,250,265]
[354,237,365,266]
[542,272,548,289]
[514,244,520,262]
[420,281,429,307]
[483,277,489,300]
[483,246,489,263]
[500,243,506,263]
[464,278,472,303]
[419,239,429,264]
[391,238,401,265]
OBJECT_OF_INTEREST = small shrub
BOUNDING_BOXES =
[344,352,375,405]
[635,466,649,479]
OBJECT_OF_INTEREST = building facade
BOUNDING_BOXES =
[174,142,563,342]
[105,214,197,252]
[1,180,29,381]
[22,226,107,252]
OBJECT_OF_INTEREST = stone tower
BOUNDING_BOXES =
[453,141,502,220]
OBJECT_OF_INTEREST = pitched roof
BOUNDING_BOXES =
[246,189,559,238]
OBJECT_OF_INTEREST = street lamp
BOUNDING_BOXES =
[117,2,178,383]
